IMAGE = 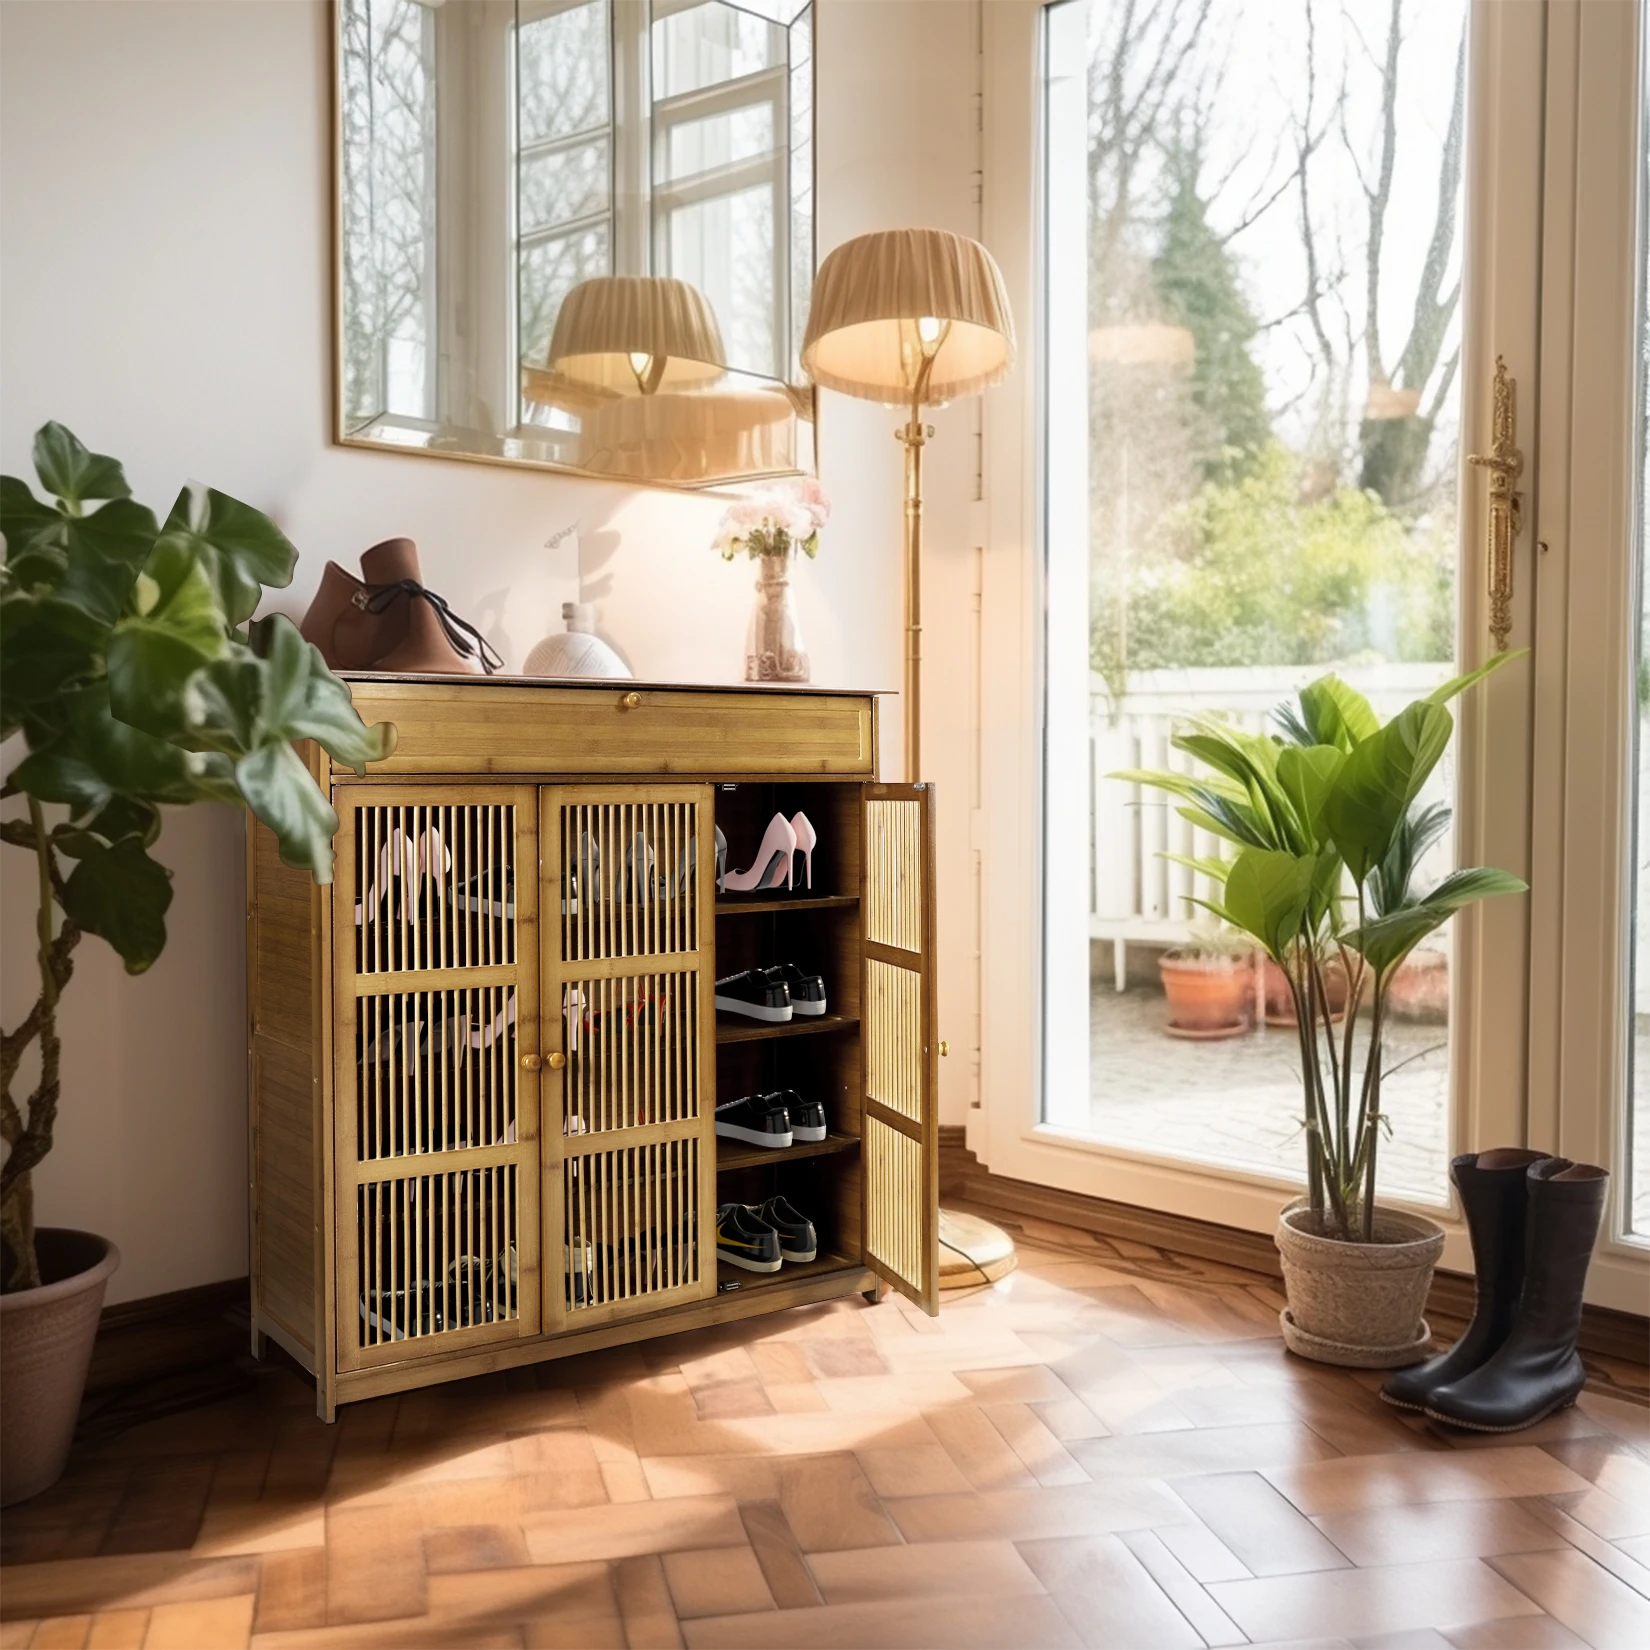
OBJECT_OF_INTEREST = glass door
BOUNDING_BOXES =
[1042,0,1518,1217]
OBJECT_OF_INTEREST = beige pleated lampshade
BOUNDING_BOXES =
[801,228,1015,404]
[545,276,727,395]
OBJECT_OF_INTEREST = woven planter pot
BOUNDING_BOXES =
[1274,1201,1443,1368]
[0,1228,120,1505]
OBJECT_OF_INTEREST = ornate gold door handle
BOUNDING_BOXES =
[1468,355,1525,653]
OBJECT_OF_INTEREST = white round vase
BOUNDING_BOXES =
[523,603,631,679]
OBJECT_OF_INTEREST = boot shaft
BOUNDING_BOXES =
[1453,1148,1545,1319]
[1517,1157,1608,1344]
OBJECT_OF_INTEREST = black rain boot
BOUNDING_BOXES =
[1380,1148,1545,1412]
[1424,1157,1608,1433]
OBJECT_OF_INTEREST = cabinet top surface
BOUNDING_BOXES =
[341,672,891,699]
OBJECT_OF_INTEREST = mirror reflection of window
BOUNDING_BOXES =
[516,0,614,391]
[651,1,790,380]
[339,0,439,428]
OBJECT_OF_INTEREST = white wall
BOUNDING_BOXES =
[0,0,986,1301]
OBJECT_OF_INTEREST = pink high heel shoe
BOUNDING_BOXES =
[790,812,817,890]
[720,813,797,893]
[355,824,449,927]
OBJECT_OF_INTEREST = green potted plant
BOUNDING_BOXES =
[1115,661,1525,1366]
[1157,924,1254,1039]
[0,424,395,1503]
[1260,951,1349,1027]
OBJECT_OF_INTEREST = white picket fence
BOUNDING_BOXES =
[1090,663,1455,988]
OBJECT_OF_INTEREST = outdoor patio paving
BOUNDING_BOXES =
[1085,987,1650,1232]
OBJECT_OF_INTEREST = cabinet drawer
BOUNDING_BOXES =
[339,681,876,777]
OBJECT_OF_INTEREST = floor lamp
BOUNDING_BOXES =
[800,228,1015,781]
[800,228,1019,1288]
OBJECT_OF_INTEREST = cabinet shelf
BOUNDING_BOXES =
[715,1131,861,1173]
[717,1250,862,1292]
[714,894,859,915]
[715,1013,859,1045]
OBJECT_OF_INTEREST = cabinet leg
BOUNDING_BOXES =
[862,1283,884,1305]
[250,1325,267,1360]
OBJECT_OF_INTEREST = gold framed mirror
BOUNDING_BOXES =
[332,0,816,488]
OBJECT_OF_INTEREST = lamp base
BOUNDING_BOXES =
[937,1207,1018,1289]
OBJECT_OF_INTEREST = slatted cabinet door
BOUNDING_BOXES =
[540,785,718,1334]
[332,786,541,1370]
[862,782,940,1314]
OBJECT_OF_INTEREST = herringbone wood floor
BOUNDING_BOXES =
[2,1205,1647,1649]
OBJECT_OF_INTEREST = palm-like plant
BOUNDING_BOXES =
[1114,659,1526,1242]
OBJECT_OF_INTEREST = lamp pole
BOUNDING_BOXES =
[899,397,929,782]
[897,351,939,783]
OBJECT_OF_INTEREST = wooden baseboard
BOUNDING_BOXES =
[939,1128,1649,1369]
[87,1277,248,1392]
[79,1277,252,1440]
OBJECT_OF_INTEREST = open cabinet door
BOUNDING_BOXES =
[861,783,940,1314]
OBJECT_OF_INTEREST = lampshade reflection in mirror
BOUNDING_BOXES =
[539,276,726,398]
[574,383,798,483]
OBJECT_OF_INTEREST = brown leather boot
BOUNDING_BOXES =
[298,560,408,670]
[359,536,422,589]
[358,538,502,675]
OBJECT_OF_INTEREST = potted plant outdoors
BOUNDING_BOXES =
[714,479,831,684]
[1114,659,1526,1367]
[0,424,395,1503]
[1261,952,1350,1028]
[1158,925,1254,1039]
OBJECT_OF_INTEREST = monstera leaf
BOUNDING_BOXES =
[2,422,397,968]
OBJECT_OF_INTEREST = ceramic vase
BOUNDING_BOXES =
[745,551,809,683]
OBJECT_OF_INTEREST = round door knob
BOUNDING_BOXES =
[547,1051,567,1070]
[939,1040,950,1056]
[520,1053,541,1072]
[620,691,642,710]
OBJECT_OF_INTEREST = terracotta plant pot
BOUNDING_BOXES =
[0,1228,120,1505]
[1388,948,1449,1022]
[1260,956,1350,1027]
[1274,1201,1443,1368]
[1158,952,1251,1039]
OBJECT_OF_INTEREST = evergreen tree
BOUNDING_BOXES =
[1150,148,1271,478]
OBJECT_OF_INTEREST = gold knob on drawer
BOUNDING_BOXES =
[520,1053,541,1072]
[620,691,642,710]
[939,1041,950,1056]
[547,1051,567,1070]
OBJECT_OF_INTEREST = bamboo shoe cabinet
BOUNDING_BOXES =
[245,676,939,1419]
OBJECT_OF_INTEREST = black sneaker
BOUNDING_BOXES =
[715,968,792,1022]
[775,964,827,1016]
[715,1094,793,1148]
[754,1196,818,1263]
[716,1203,781,1272]
[770,1089,826,1143]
